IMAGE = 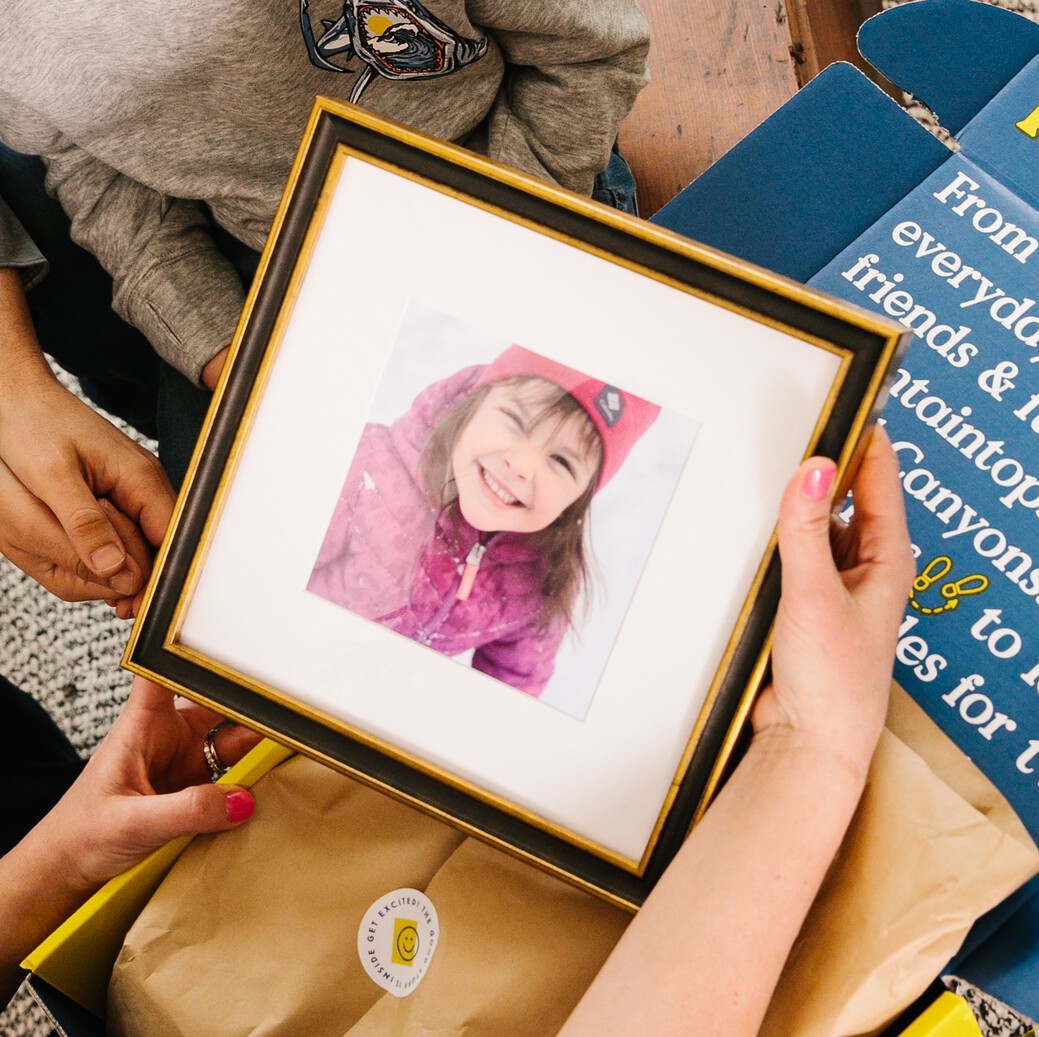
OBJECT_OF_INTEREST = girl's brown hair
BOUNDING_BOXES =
[419,376,603,633]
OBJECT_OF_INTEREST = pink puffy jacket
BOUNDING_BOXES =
[307,365,565,696]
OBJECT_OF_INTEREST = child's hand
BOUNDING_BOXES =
[0,269,174,616]
[752,426,915,781]
[0,368,173,612]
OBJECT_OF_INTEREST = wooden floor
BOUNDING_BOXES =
[619,0,886,218]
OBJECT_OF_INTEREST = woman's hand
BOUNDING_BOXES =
[0,678,261,1002]
[753,425,915,780]
[44,677,262,890]
[561,427,915,1037]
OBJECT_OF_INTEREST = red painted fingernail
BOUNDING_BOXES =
[803,463,836,501]
[225,790,255,823]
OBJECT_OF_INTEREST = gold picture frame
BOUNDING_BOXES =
[126,98,908,908]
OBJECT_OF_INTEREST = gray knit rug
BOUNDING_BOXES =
[4,1,1039,1032]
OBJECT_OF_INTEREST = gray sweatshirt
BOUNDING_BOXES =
[0,0,649,383]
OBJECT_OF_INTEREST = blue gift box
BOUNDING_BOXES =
[654,0,1039,1022]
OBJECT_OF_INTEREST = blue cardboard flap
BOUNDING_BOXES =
[651,62,950,281]
[858,0,1039,135]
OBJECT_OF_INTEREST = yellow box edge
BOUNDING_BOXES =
[898,992,983,1037]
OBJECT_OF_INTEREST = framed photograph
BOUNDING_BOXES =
[126,98,907,908]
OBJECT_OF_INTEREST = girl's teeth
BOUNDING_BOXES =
[482,468,518,505]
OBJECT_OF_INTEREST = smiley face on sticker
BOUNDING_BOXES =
[393,921,419,965]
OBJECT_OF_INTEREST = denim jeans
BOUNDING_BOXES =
[592,144,639,215]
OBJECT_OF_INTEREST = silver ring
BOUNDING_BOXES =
[203,720,234,782]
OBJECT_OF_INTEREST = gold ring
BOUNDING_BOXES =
[203,720,234,782]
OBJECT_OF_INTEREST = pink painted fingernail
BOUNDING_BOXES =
[803,463,836,501]
[225,790,255,823]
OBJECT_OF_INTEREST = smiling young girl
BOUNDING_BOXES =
[307,345,659,696]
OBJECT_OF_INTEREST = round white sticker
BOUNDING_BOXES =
[356,887,440,998]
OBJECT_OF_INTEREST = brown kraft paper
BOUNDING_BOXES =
[761,685,1039,1037]
[107,756,628,1037]
[108,685,1039,1036]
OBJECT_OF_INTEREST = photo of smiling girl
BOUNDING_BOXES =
[307,305,696,714]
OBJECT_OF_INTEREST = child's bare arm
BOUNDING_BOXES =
[559,428,914,1037]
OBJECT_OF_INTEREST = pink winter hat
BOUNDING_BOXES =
[475,345,660,489]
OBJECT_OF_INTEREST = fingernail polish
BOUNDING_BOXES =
[803,464,836,501]
[225,790,255,823]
